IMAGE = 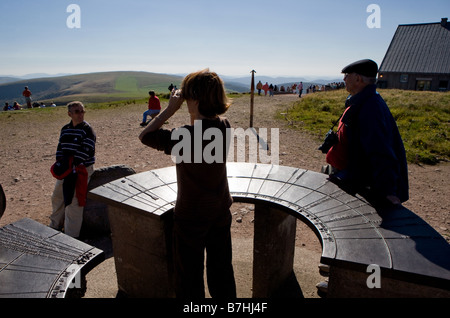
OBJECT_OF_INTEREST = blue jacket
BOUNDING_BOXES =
[335,84,409,204]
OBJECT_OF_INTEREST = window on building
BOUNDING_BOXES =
[439,81,448,91]
[416,80,431,91]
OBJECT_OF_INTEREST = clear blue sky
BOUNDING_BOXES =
[0,0,448,79]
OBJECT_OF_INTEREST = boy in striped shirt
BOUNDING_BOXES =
[50,101,96,238]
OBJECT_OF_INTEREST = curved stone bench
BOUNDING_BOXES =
[0,218,104,298]
[89,162,450,298]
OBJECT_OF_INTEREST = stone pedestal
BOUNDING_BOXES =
[108,206,174,298]
[252,204,297,297]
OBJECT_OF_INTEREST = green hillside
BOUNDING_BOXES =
[0,71,184,106]
[0,71,251,107]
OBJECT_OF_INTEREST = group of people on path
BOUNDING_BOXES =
[256,81,274,96]
[256,80,305,97]
[256,81,304,97]
[47,60,408,299]
[255,80,348,98]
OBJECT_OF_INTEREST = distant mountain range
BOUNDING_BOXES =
[0,73,73,83]
[0,71,341,107]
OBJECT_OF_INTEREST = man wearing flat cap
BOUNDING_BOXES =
[325,59,409,207]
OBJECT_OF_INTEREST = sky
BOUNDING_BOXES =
[0,0,449,79]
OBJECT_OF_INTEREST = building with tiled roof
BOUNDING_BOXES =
[378,18,450,91]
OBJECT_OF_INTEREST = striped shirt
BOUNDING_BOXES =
[56,121,96,167]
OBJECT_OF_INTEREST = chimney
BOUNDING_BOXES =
[441,17,448,27]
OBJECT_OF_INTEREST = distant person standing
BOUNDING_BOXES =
[22,86,32,108]
[140,91,161,126]
[256,81,263,95]
[168,83,177,92]
[298,82,303,97]
[262,82,269,96]
[50,101,96,238]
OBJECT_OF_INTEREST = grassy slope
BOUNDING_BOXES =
[279,89,450,164]
[0,71,248,107]
[0,71,184,105]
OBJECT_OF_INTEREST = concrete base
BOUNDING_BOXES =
[253,204,297,297]
[108,202,299,298]
[108,206,174,298]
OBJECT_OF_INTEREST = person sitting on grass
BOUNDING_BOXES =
[140,91,161,126]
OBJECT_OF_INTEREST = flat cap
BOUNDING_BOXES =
[342,59,378,77]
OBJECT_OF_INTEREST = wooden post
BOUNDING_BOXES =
[250,70,256,128]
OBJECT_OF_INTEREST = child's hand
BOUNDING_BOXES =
[168,89,184,113]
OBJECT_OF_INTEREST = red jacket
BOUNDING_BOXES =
[148,96,161,110]
[51,157,88,207]
[326,107,350,171]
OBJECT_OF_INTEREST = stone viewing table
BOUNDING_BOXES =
[89,162,450,298]
[0,218,104,298]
